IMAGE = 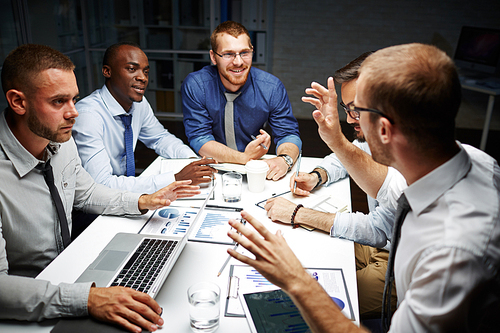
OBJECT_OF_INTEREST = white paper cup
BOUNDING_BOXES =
[245,160,269,193]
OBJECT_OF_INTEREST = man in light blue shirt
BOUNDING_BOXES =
[74,42,215,194]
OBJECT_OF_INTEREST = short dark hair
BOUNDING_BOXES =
[103,41,142,67]
[1,44,75,95]
[359,43,461,153]
[334,51,374,84]
[210,21,252,52]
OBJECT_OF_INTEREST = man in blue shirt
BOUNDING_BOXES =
[182,21,302,180]
[74,42,215,194]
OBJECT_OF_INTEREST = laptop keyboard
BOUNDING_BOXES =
[110,238,178,293]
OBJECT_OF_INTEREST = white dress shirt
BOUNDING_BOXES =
[389,143,500,332]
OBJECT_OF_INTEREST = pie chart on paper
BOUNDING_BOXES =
[158,208,180,219]
[332,297,345,310]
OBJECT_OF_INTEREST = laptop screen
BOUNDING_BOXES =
[454,26,500,75]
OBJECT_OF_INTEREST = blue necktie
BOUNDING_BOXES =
[119,114,135,176]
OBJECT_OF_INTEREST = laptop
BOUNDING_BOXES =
[454,26,500,80]
[74,181,216,299]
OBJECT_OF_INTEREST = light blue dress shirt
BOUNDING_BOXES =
[73,85,197,194]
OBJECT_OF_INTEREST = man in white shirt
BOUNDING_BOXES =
[226,43,500,332]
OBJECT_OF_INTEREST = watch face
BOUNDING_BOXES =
[280,154,293,166]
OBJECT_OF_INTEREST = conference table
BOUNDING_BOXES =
[1,155,359,332]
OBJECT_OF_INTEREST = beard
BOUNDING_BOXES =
[220,66,250,87]
[27,110,74,143]
[365,129,393,167]
[350,123,366,143]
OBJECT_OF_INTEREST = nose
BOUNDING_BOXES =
[136,70,148,82]
[66,100,79,119]
[232,54,244,66]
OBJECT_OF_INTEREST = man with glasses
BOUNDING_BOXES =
[182,21,301,180]
[264,52,404,320]
[226,43,500,332]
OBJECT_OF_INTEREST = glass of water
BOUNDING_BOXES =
[222,171,242,202]
[187,281,220,332]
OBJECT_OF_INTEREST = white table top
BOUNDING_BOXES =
[2,156,358,332]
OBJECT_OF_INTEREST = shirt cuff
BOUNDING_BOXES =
[190,134,215,154]
[154,171,176,191]
[59,282,93,317]
[276,135,302,152]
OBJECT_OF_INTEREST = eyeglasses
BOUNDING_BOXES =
[344,101,394,124]
[213,50,254,61]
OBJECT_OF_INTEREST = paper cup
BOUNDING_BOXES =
[245,160,269,193]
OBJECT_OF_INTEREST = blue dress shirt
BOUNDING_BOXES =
[73,85,197,193]
[181,65,302,154]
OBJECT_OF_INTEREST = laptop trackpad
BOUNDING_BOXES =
[93,250,128,271]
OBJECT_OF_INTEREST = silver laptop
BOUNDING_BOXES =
[75,183,216,298]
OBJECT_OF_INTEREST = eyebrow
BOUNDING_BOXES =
[126,62,150,70]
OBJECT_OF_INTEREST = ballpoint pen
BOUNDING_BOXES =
[217,243,238,277]
[251,134,268,150]
[293,151,302,192]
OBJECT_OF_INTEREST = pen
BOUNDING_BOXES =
[218,243,238,277]
[191,204,243,212]
[251,134,268,150]
[293,151,302,193]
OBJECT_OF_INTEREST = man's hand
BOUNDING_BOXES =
[243,129,270,162]
[290,172,318,196]
[264,156,289,181]
[264,197,298,224]
[227,211,310,291]
[302,78,347,151]
[138,180,200,211]
[88,286,163,333]
[175,158,216,185]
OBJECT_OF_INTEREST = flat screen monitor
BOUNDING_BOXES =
[454,26,500,75]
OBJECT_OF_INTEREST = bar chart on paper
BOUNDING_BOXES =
[188,210,242,245]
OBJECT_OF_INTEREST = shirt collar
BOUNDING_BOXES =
[404,142,471,215]
[0,110,61,178]
[99,84,135,116]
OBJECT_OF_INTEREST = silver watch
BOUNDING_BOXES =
[278,154,293,172]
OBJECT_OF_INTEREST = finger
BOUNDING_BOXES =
[311,81,329,96]
[301,96,322,110]
[263,199,274,211]
[240,211,275,241]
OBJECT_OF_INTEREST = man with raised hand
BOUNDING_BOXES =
[227,44,500,332]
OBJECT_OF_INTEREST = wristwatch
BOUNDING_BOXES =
[278,154,294,172]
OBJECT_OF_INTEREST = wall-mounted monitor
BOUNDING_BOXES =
[454,26,500,76]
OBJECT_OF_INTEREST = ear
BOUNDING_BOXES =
[209,50,217,66]
[102,65,111,79]
[378,118,393,144]
[5,89,27,115]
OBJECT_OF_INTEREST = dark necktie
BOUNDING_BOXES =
[119,114,135,176]
[382,193,411,332]
[39,160,71,248]
[224,92,241,151]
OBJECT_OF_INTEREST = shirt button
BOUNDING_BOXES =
[63,182,68,188]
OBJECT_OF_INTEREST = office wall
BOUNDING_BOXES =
[272,0,500,129]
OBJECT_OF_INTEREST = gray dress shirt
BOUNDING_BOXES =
[0,110,142,320]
